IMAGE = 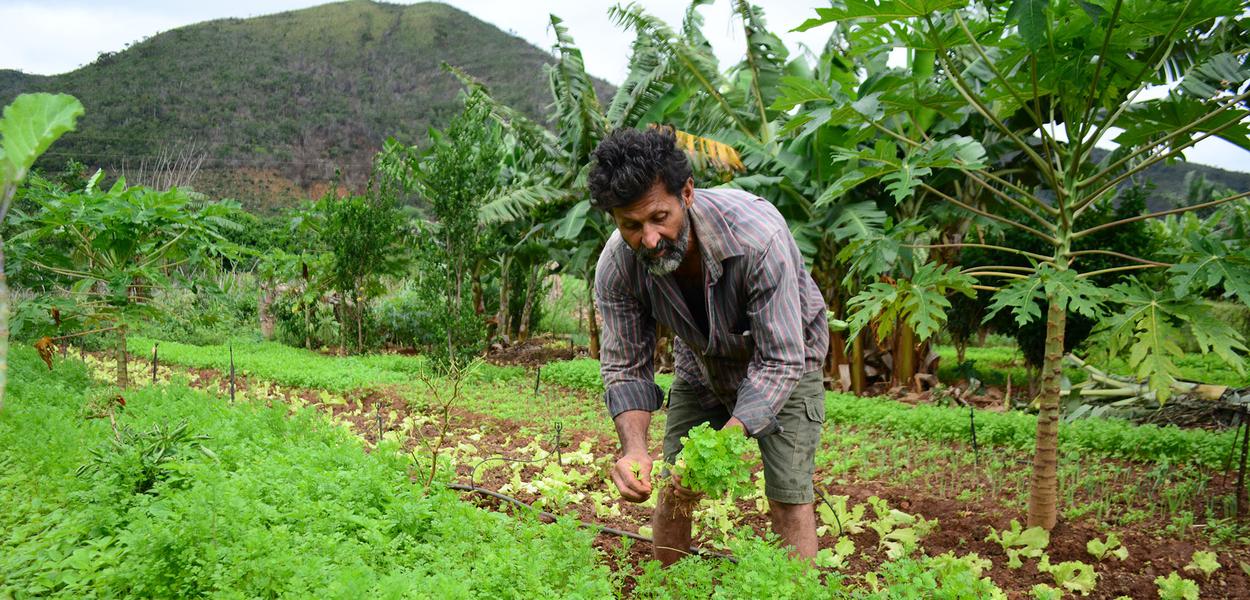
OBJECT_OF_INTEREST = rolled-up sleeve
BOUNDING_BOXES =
[595,250,664,417]
[733,232,806,437]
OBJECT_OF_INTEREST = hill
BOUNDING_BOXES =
[0,1,613,210]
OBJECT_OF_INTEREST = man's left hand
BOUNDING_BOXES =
[722,417,746,434]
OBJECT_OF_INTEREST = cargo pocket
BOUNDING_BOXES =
[804,394,826,424]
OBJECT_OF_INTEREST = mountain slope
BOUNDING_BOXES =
[1,1,612,209]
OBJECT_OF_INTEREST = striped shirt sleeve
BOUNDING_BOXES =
[733,230,806,437]
[595,250,664,418]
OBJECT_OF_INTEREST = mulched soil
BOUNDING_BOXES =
[484,335,586,368]
[111,354,1250,599]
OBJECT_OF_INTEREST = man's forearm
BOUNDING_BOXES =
[613,409,652,456]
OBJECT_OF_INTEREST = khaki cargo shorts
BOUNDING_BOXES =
[661,370,825,505]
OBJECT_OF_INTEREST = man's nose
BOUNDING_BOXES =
[641,225,662,250]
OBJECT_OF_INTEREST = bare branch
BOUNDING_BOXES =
[1073,190,1250,239]
[907,243,1054,263]
[1076,263,1167,279]
[1069,249,1173,267]
[920,183,1060,245]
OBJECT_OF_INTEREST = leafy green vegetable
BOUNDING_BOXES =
[1038,555,1098,596]
[986,520,1049,568]
[1185,550,1220,580]
[1086,532,1128,562]
[671,423,756,499]
[1155,572,1200,600]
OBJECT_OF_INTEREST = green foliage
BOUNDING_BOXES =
[317,190,409,352]
[1086,532,1128,562]
[823,392,1238,468]
[1029,584,1063,600]
[1038,555,1098,596]
[633,534,838,599]
[539,357,673,394]
[985,520,1049,568]
[1154,572,1200,600]
[13,176,238,325]
[0,93,84,187]
[846,261,975,343]
[672,423,756,499]
[0,346,614,597]
[76,419,217,495]
[859,551,1006,599]
[1184,550,1220,580]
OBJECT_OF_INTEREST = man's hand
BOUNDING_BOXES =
[722,416,746,434]
[611,453,653,502]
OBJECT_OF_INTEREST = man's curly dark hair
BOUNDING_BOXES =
[588,127,692,211]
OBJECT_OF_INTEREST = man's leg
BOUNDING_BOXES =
[656,377,728,566]
[768,499,818,559]
[756,370,826,561]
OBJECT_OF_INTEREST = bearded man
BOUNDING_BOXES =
[590,127,829,564]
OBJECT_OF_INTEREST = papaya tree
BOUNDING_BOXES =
[798,0,1250,529]
[15,176,236,387]
[0,93,83,409]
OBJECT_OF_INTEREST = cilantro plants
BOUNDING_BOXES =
[669,422,756,499]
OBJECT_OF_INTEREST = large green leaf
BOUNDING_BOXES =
[1167,234,1250,305]
[984,274,1045,326]
[794,0,969,31]
[0,93,84,186]
[1005,0,1050,51]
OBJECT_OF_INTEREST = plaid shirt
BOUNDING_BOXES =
[595,188,829,437]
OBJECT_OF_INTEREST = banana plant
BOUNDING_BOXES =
[0,94,82,410]
[798,0,1250,530]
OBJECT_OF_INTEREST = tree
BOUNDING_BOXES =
[798,0,1250,529]
[319,190,409,353]
[377,92,503,362]
[0,93,83,410]
[15,176,236,387]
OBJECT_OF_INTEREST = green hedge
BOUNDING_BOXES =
[540,357,674,394]
[825,393,1236,468]
[128,336,526,391]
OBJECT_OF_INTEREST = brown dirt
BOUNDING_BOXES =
[485,335,585,368]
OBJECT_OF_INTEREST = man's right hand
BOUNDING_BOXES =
[611,453,653,502]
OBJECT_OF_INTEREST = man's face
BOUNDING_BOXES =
[610,178,694,276]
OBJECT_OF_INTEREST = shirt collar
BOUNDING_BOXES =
[689,189,744,283]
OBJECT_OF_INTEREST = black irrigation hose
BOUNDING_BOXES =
[814,487,843,537]
[443,482,738,562]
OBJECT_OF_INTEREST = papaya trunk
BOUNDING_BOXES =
[1027,299,1067,530]
[896,320,917,390]
[851,330,867,395]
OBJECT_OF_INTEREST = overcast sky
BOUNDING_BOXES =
[2,0,1247,172]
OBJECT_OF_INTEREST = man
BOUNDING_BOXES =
[590,127,829,565]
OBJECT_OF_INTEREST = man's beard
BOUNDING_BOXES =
[636,208,691,276]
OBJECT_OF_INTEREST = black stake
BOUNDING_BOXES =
[376,406,384,444]
[229,342,236,403]
[969,405,980,468]
[534,366,542,395]
[151,342,159,383]
[1238,407,1249,521]
[554,422,563,467]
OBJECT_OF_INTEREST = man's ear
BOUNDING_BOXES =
[682,178,694,208]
